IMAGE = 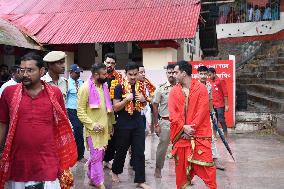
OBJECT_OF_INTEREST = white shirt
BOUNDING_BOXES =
[0,78,17,97]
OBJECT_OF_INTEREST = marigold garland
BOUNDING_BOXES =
[107,70,123,99]
[122,78,156,114]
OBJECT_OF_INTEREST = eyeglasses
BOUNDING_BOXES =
[19,68,36,75]
[105,61,116,65]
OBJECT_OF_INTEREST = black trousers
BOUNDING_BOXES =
[104,125,116,162]
[67,109,85,161]
[214,107,228,133]
[112,126,146,183]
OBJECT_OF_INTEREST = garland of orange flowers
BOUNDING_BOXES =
[144,78,156,102]
[109,70,123,99]
[122,78,141,115]
[122,78,156,115]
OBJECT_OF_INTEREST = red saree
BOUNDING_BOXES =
[0,82,77,189]
[169,81,216,189]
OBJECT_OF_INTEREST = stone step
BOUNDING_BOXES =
[277,57,284,64]
[264,78,284,85]
[250,65,284,72]
[247,100,273,112]
[237,78,284,85]
[236,112,273,122]
[237,78,263,85]
[276,114,284,136]
[247,91,284,112]
[236,72,258,79]
[278,52,284,57]
[235,121,272,133]
[246,84,284,98]
[265,71,284,78]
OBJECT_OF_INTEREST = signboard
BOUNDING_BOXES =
[191,59,235,128]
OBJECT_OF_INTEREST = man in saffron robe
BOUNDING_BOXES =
[77,63,115,189]
[169,61,217,189]
[0,52,77,189]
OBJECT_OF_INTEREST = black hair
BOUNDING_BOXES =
[175,60,192,76]
[138,65,144,68]
[125,62,139,73]
[104,53,116,62]
[166,64,175,70]
[91,63,106,74]
[197,66,209,72]
[0,64,8,69]
[208,67,216,74]
[21,52,44,69]
[11,65,20,73]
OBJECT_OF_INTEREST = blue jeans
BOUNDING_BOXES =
[67,109,85,161]
[214,107,228,134]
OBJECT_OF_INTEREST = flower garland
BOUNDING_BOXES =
[144,78,156,102]
[122,78,142,115]
[108,70,123,99]
[122,78,156,115]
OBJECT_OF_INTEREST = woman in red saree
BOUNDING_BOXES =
[169,61,216,189]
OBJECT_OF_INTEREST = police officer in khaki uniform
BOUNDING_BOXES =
[153,64,176,178]
[41,51,68,98]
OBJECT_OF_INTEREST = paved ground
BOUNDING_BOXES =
[72,131,284,189]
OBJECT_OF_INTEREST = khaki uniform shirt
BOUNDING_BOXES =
[41,72,68,98]
[152,81,173,118]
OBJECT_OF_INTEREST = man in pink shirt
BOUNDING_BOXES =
[208,67,229,138]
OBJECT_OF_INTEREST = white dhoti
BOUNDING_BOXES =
[8,180,60,189]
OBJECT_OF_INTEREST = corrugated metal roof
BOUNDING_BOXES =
[0,18,41,49]
[0,0,200,44]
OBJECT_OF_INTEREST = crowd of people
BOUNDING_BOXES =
[0,51,229,189]
[218,1,280,24]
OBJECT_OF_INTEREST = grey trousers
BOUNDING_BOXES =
[155,119,170,169]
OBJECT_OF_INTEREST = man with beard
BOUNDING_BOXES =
[0,65,22,97]
[111,62,150,189]
[66,64,85,162]
[103,53,123,169]
[198,66,225,171]
[152,64,176,178]
[169,61,216,189]
[0,52,77,189]
[41,51,68,99]
[77,63,115,189]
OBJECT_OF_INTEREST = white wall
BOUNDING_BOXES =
[143,47,177,70]
[217,12,284,39]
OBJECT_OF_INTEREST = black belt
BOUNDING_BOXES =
[25,182,44,189]
[161,117,169,120]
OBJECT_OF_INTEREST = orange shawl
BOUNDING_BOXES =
[0,82,77,188]
[168,81,211,146]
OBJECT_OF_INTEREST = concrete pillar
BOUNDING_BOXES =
[65,51,74,78]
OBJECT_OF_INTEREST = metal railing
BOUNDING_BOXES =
[217,1,280,24]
